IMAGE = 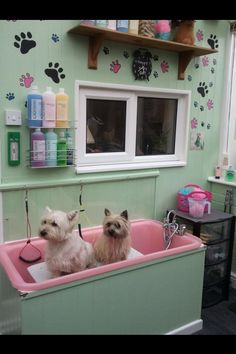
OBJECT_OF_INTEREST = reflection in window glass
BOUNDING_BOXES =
[136,97,177,156]
[86,99,126,154]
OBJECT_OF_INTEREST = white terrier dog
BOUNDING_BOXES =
[38,207,96,278]
[94,208,131,264]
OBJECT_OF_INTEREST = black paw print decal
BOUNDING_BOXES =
[200,105,204,111]
[197,82,208,97]
[213,58,217,65]
[207,123,211,129]
[194,101,198,108]
[194,63,199,69]
[103,46,109,54]
[123,50,129,58]
[209,82,213,88]
[211,67,215,74]
[14,32,36,54]
[153,55,159,61]
[45,62,65,83]
[201,121,205,127]
[207,34,219,50]
[25,100,27,108]
[153,71,158,78]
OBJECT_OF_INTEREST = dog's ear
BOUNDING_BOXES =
[67,210,79,222]
[45,206,52,213]
[104,208,111,216]
[120,210,128,220]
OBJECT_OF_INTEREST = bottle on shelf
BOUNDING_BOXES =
[27,86,42,128]
[42,87,56,128]
[107,20,116,30]
[57,131,67,166]
[56,88,69,128]
[95,20,108,28]
[225,165,235,182]
[116,20,129,32]
[129,20,139,35]
[45,129,57,167]
[65,129,73,165]
[30,128,45,167]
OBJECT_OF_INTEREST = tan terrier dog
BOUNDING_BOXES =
[94,208,131,264]
[39,207,96,277]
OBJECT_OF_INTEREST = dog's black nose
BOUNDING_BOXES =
[40,230,47,237]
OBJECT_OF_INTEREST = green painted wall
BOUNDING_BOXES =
[0,20,233,266]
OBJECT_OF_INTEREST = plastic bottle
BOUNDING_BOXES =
[45,129,57,167]
[96,20,108,28]
[107,20,116,30]
[31,128,45,167]
[225,165,235,182]
[27,86,42,128]
[129,20,139,35]
[116,20,129,32]
[42,87,56,128]
[65,129,73,165]
[57,131,67,166]
[56,88,69,128]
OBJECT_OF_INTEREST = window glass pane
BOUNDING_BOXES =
[136,97,177,156]
[86,99,126,153]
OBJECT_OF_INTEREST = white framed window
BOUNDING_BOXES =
[75,81,191,173]
[219,26,236,169]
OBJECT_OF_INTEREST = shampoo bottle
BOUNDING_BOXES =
[65,129,73,165]
[45,129,57,167]
[56,88,69,128]
[27,86,42,128]
[57,131,67,166]
[42,87,56,128]
[30,128,45,167]
[116,20,129,32]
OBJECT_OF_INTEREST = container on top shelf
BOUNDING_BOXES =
[57,131,67,166]
[56,88,69,128]
[107,20,116,30]
[27,86,42,128]
[129,20,139,35]
[30,128,45,167]
[45,129,57,167]
[116,20,129,32]
[95,20,108,28]
[42,87,56,128]
[65,129,73,165]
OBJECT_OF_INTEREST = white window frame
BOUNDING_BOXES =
[220,29,236,168]
[75,81,191,173]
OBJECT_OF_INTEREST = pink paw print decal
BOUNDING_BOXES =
[196,29,204,42]
[160,60,169,73]
[202,56,209,67]
[110,60,121,73]
[191,118,198,129]
[19,73,34,88]
[207,99,214,110]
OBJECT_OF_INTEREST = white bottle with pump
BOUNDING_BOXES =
[56,88,69,128]
[42,87,56,128]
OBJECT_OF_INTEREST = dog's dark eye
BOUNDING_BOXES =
[106,222,111,227]
[43,220,46,224]
[52,221,58,227]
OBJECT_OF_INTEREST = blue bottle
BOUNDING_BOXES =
[45,129,57,167]
[27,86,42,128]
[116,20,129,32]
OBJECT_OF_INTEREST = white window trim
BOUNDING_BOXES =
[75,81,191,173]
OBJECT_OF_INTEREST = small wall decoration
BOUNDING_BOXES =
[44,62,65,83]
[190,132,204,151]
[132,48,152,81]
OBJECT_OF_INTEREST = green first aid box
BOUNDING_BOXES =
[8,132,20,166]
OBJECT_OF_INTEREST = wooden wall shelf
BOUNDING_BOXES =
[68,24,218,80]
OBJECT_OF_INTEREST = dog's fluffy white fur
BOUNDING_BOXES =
[94,208,131,264]
[38,207,96,278]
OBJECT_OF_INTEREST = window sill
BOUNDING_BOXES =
[76,160,186,173]
[208,176,236,187]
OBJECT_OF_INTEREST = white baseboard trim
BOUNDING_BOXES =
[230,272,236,289]
[166,319,203,335]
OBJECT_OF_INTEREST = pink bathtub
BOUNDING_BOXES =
[0,219,202,293]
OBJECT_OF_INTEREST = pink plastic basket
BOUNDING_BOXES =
[177,184,212,212]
